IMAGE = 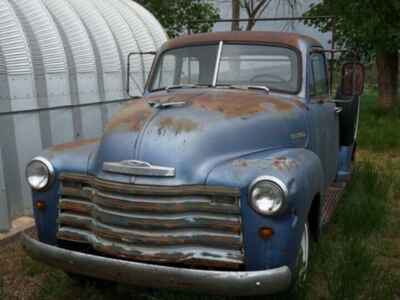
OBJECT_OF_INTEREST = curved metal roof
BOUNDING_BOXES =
[0,0,167,112]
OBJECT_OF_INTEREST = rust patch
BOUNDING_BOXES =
[232,159,249,168]
[192,90,296,118]
[105,99,153,133]
[292,98,308,110]
[49,138,99,153]
[272,156,299,171]
[158,117,199,135]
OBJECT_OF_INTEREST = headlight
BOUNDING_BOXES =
[26,157,54,191]
[249,176,288,216]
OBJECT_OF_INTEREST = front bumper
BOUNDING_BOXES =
[22,235,292,296]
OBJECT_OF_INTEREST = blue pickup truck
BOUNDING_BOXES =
[23,31,364,296]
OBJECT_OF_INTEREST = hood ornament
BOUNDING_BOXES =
[103,160,175,177]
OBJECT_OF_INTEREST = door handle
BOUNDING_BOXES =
[335,107,343,114]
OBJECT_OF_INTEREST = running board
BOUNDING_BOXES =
[321,182,347,227]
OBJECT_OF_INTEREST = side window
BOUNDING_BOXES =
[155,54,176,87]
[310,53,329,98]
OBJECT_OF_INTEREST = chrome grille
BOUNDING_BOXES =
[57,173,244,270]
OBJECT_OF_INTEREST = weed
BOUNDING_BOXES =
[358,93,400,152]
[22,255,50,277]
[0,276,5,300]
[334,162,389,237]
[325,238,374,300]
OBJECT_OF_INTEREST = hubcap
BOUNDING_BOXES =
[298,223,310,280]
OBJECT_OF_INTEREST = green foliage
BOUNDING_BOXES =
[136,0,219,37]
[304,0,400,59]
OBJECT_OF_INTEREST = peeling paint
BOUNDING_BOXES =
[272,157,299,171]
[105,100,153,133]
[232,156,299,172]
[158,117,199,135]
[192,91,297,118]
[49,138,99,153]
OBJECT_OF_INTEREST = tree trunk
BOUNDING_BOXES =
[246,19,256,31]
[376,50,399,111]
[231,0,241,31]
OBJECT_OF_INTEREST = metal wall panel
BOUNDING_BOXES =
[13,113,43,214]
[0,0,167,232]
[80,106,104,140]
[0,147,10,232]
[49,109,75,146]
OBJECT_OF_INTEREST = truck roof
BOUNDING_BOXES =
[161,31,323,52]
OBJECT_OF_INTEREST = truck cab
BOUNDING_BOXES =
[23,31,364,296]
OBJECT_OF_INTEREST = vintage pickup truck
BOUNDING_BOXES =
[23,31,364,296]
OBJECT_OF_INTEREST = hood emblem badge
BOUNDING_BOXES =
[103,160,176,177]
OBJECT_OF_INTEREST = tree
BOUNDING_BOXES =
[232,0,298,31]
[304,0,400,111]
[232,0,241,31]
[136,0,219,38]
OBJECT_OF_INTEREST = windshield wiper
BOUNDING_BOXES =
[224,85,271,94]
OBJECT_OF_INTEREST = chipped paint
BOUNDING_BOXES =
[272,157,299,171]
[105,99,153,133]
[192,90,297,118]
[49,138,99,153]
[290,131,306,140]
[158,117,199,135]
[232,156,299,172]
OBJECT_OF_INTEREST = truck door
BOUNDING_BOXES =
[308,51,339,189]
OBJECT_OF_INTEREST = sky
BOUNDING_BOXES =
[209,0,332,49]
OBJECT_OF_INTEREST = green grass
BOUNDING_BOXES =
[0,277,5,300]
[302,162,397,300]
[5,92,400,300]
[357,89,400,152]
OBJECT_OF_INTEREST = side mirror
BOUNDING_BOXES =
[340,63,365,97]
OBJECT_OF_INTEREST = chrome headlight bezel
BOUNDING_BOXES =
[249,176,288,216]
[25,157,55,191]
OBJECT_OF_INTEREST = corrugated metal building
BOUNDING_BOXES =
[0,0,167,232]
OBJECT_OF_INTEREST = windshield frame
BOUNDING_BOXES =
[147,41,303,95]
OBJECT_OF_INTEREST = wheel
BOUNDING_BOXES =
[295,222,310,284]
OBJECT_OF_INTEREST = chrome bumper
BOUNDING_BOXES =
[22,235,291,296]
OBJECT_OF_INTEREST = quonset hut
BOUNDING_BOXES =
[0,0,167,231]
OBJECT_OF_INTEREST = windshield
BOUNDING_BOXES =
[149,43,300,94]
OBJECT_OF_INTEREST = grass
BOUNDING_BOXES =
[0,277,5,300]
[1,91,399,300]
[357,89,400,152]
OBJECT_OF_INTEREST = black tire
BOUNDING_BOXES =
[336,94,360,147]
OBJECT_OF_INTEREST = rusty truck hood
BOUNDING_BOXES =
[90,89,308,185]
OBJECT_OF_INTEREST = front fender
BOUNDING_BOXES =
[207,148,324,271]
[31,139,99,245]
